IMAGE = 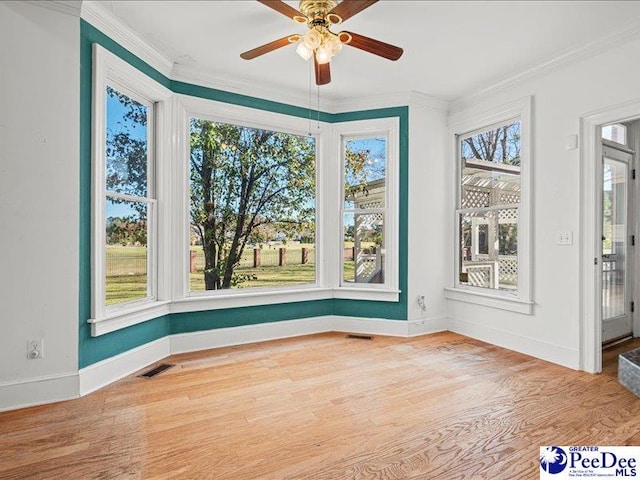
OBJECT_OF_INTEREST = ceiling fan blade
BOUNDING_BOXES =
[257,0,307,22]
[314,55,331,85]
[327,0,378,23]
[240,35,299,60]
[341,31,404,61]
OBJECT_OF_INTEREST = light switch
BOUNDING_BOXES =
[566,134,578,151]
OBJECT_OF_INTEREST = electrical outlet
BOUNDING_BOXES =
[417,295,426,312]
[27,339,43,359]
[557,231,573,246]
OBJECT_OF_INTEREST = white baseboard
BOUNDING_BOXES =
[171,315,448,355]
[4,314,583,412]
[78,337,171,396]
[449,317,580,370]
[407,316,449,336]
[170,316,333,354]
[0,372,79,413]
[332,316,409,337]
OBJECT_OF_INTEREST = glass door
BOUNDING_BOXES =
[602,144,633,343]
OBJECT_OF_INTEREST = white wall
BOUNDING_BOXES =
[407,100,449,330]
[0,2,79,397]
[445,35,640,369]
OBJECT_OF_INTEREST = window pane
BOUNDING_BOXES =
[188,118,316,292]
[105,198,149,305]
[602,123,627,145]
[461,121,521,209]
[343,212,384,284]
[459,208,518,291]
[344,137,386,209]
[106,85,148,197]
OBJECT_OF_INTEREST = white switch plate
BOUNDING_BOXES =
[557,231,573,245]
[565,134,578,151]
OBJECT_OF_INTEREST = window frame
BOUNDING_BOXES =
[172,94,331,312]
[89,44,172,335]
[445,97,533,314]
[332,118,400,302]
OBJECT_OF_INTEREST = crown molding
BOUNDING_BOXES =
[450,17,640,113]
[325,92,414,114]
[409,91,449,114]
[24,0,82,16]
[81,1,174,78]
[81,2,448,115]
[170,63,313,110]
[172,64,448,114]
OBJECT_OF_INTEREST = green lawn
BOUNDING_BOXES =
[105,244,359,304]
[190,263,316,291]
[106,275,148,305]
[106,263,318,304]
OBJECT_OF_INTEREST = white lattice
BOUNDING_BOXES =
[499,208,518,221]
[499,257,518,285]
[467,266,492,288]
[358,200,382,209]
[462,188,490,208]
[354,212,384,283]
[356,212,383,230]
[500,192,520,205]
[357,252,378,280]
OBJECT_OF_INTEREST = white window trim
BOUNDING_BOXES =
[445,96,533,314]
[331,118,400,302]
[174,94,331,309]
[90,44,172,335]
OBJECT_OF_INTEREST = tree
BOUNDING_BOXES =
[106,216,147,246]
[462,122,521,166]
[105,86,148,200]
[344,137,386,199]
[190,119,315,290]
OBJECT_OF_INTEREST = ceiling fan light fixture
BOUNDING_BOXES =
[326,34,343,56]
[315,44,332,64]
[296,41,313,61]
[303,29,322,50]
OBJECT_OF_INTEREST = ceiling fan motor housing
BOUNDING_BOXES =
[299,0,340,25]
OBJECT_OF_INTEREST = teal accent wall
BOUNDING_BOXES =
[79,20,408,368]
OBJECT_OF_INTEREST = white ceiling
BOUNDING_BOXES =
[95,1,640,102]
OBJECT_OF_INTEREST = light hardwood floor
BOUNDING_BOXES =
[1,332,639,479]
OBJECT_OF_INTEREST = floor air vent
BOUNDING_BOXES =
[347,334,373,340]
[139,363,174,378]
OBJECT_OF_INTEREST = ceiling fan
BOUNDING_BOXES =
[240,0,404,86]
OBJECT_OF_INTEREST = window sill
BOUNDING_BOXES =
[171,287,333,313]
[88,286,402,337]
[444,287,533,315]
[89,301,172,336]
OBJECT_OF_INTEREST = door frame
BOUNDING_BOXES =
[580,99,640,373]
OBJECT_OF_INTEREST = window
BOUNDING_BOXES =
[90,45,171,334]
[334,118,399,299]
[602,123,627,145]
[447,97,532,313]
[342,136,387,285]
[104,85,155,306]
[188,118,317,294]
[457,120,521,291]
